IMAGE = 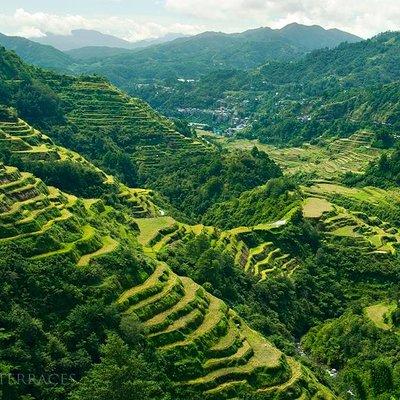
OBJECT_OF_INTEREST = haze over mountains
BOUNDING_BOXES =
[34,29,187,51]
[0,32,75,70]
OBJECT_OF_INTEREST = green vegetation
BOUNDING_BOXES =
[0,113,160,217]
[116,31,400,144]
[72,24,359,88]
[27,67,281,220]
[203,176,299,229]
[0,48,335,399]
[203,130,381,180]
[0,33,74,70]
[346,146,400,188]
[302,312,400,399]
[364,302,397,330]
[0,163,334,400]
[1,27,400,400]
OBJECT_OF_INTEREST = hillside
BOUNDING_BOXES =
[166,32,400,143]
[0,44,283,220]
[38,72,282,219]
[345,145,400,188]
[246,31,400,140]
[0,25,363,137]
[1,21,400,400]
[66,45,133,60]
[256,31,400,87]
[0,33,74,70]
[0,109,335,399]
[244,31,400,144]
[65,33,189,61]
[2,104,399,398]
[127,126,400,399]
[0,106,159,217]
[150,31,400,144]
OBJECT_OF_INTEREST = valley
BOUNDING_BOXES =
[0,15,399,400]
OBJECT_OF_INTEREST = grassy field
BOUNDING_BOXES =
[134,216,176,245]
[303,197,333,218]
[77,236,119,266]
[365,302,397,330]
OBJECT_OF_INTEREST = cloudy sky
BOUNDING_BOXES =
[0,0,399,41]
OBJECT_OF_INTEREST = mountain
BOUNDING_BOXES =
[34,29,134,50]
[128,30,400,145]
[76,23,361,86]
[34,29,187,52]
[66,45,133,60]
[65,34,188,61]
[278,22,362,50]
[0,44,282,219]
[0,32,74,70]
[256,31,400,86]
[244,31,400,144]
[0,24,360,84]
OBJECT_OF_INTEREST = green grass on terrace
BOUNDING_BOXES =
[365,302,397,330]
[134,216,176,245]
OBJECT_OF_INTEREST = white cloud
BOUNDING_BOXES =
[0,2,399,41]
[0,8,204,42]
[165,0,400,37]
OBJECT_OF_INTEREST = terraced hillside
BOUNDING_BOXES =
[204,130,381,179]
[0,112,159,218]
[43,75,210,175]
[0,164,120,264]
[0,164,334,399]
[302,182,400,255]
[140,181,400,284]
[117,246,331,398]
[135,212,301,283]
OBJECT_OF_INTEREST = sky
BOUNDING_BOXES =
[0,0,399,42]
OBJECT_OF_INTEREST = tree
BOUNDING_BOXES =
[370,358,393,395]
[392,307,400,327]
[70,334,171,400]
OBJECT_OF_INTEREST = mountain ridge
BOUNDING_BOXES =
[0,32,74,70]
[34,29,188,51]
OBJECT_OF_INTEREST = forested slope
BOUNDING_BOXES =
[0,46,282,220]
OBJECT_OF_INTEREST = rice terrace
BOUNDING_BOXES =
[0,2,400,400]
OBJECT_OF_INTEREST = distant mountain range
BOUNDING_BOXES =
[72,23,361,85]
[33,29,187,51]
[0,24,362,78]
[276,22,362,49]
[0,32,74,70]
